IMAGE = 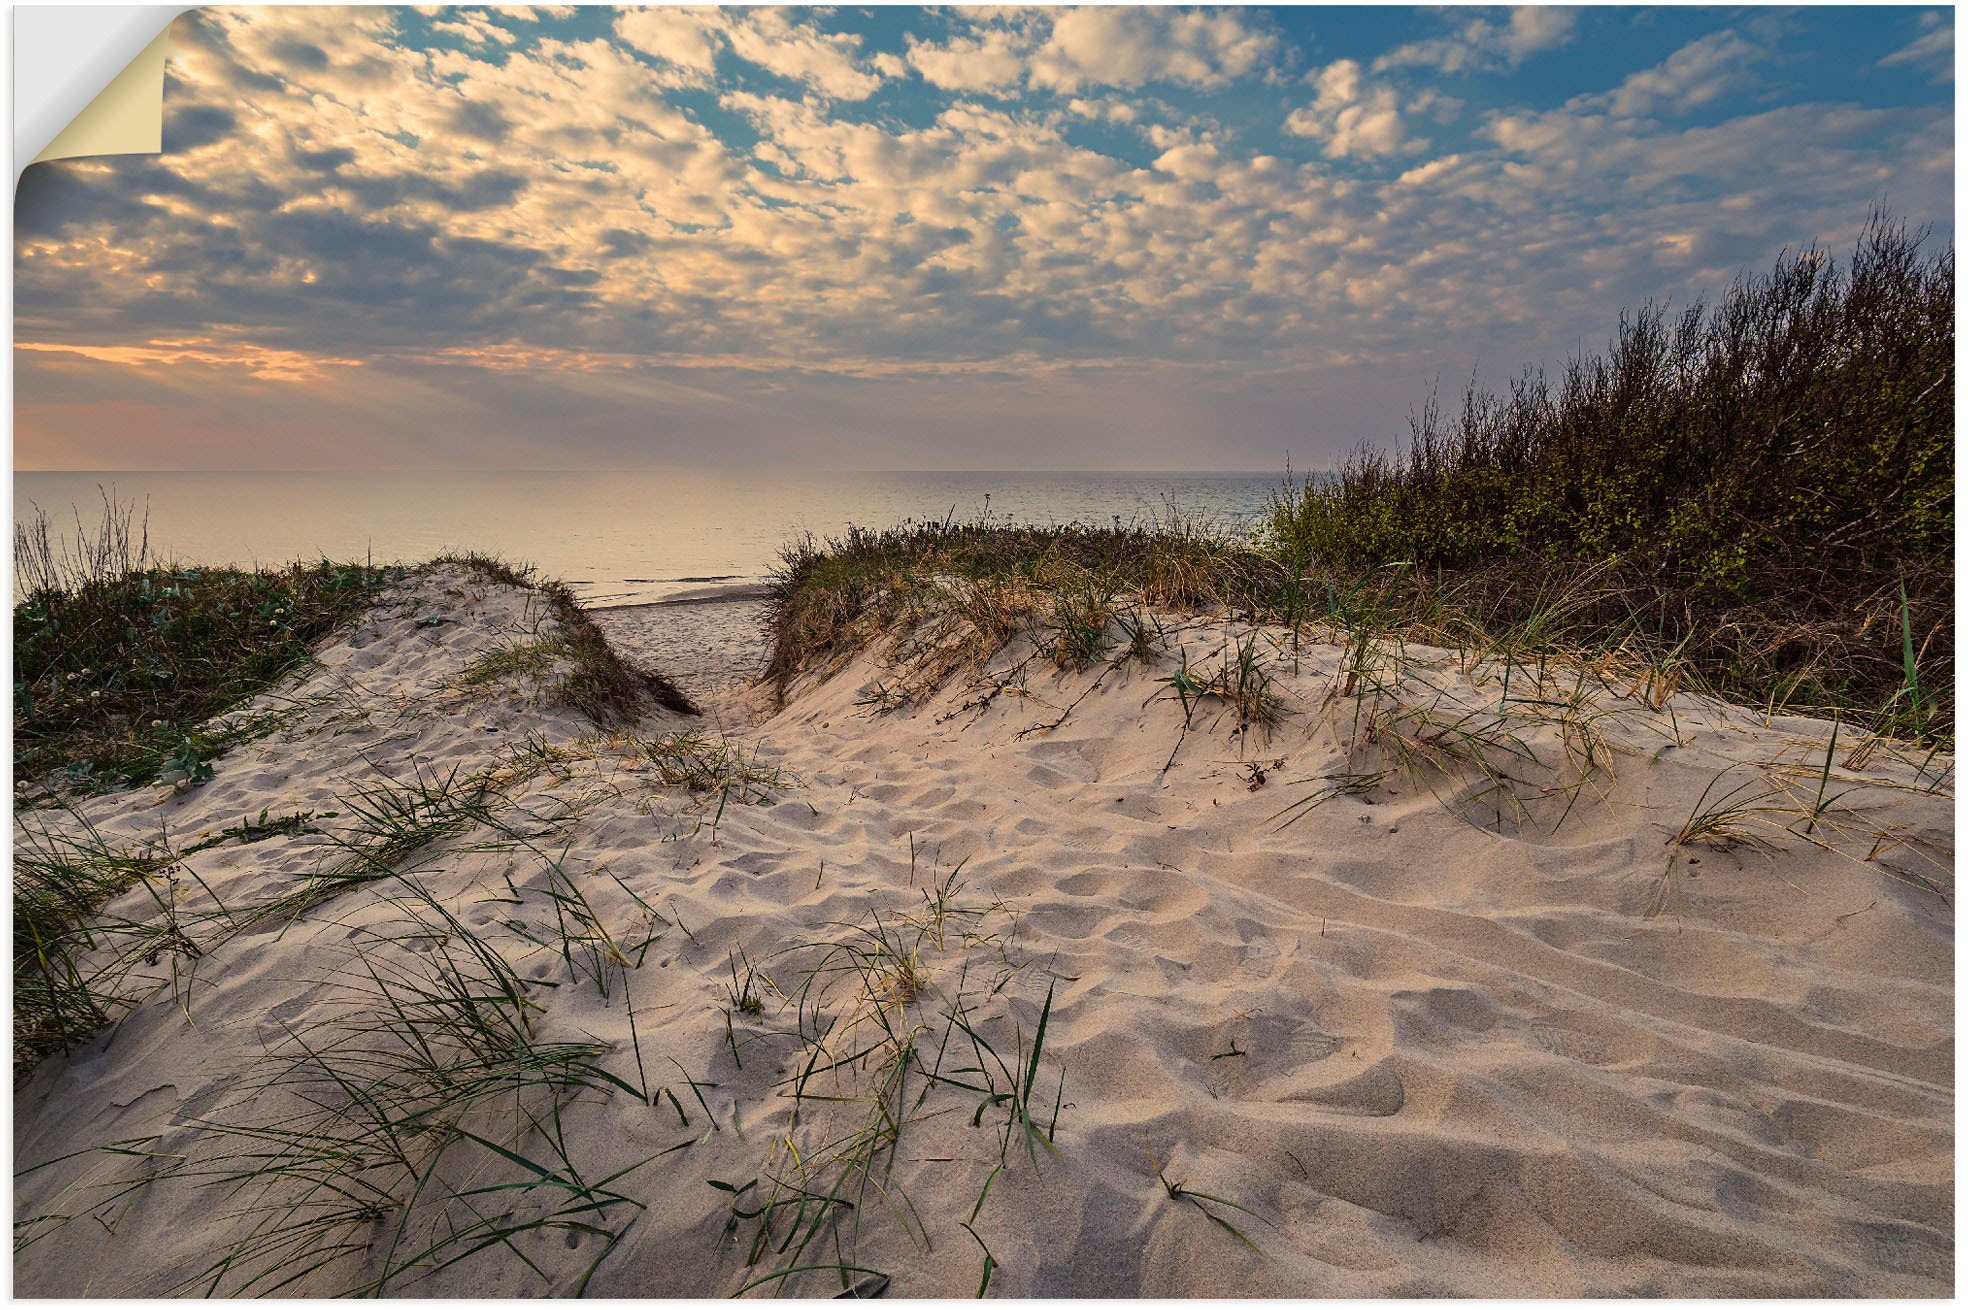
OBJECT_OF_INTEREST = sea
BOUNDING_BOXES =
[13,470,1289,609]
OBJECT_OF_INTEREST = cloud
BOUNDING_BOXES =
[613,6,723,82]
[1879,11,1953,82]
[721,9,884,100]
[16,337,366,382]
[902,21,1034,93]
[1375,6,1578,75]
[505,6,577,23]
[1029,7,1278,92]
[895,7,1277,96]
[430,10,520,49]
[1285,60,1414,159]
[615,7,883,99]
[1575,29,1763,118]
[12,5,1955,471]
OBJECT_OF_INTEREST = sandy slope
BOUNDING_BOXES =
[13,567,1954,1296]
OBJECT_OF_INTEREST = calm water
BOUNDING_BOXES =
[14,471,1285,607]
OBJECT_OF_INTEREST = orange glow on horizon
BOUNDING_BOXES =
[15,337,365,383]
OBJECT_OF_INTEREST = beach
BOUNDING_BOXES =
[589,585,771,701]
[12,560,1953,1297]
[13,3,1953,1295]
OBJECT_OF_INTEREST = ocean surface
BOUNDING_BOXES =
[14,470,1287,608]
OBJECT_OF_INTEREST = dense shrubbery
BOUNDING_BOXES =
[1261,212,1952,734]
[1268,213,1952,593]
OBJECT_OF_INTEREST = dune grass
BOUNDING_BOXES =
[113,885,659,1297]
[14,496,394,795]
[13,753,701,1290]
[765,517,1272,711]
[12,818,190,1069]
[17,757,1066,1296]
[11,517,702,1080]
[716,879,1062,1298]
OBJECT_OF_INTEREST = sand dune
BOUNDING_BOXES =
[13,565,1953,1296]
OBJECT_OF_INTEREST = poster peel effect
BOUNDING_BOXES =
[17,6,179,174]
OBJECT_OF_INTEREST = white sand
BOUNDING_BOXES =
[591,594,768,699]
[13,564,1954,1296]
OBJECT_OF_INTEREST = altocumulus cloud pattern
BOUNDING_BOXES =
[13,5,1955,470]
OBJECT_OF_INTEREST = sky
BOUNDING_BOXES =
[12,3,1956,472]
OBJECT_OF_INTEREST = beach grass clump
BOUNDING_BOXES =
[1672,769,1788,855]
[630,729,783,802]
[124,889,654,1296]
[14,496,394,794]
[1269,212,1953,736]
[709,880,1057,1298]
[13,824,161,1068]
[453,634,574,694]
[1204,632,1286,732]
[259,764,495,923]
[1044,580,1119,669]
[13,813,236,1072]
[764,517,1274,697]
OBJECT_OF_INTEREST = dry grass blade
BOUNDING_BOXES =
[1672,768,1788,854]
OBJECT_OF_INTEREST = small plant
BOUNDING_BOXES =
[1203,633,1285,731]
[1673,768,1786,854]
[1797,720,1849,838]
[856,680,909,715]
[879,946,926,1006]
[914,861,976,950]
[1271,769,1392,830]
[1046,583,1116,669]
[1147,1144,1271,1254]
[181,808,319,855]
[724,947,769,1017]
[630,729,784,803]
[155,737,215,790]
[1156,648,1206,726]
[1877,581,1944,744]
[452,634,570,695]
[511,845,640,996]
[1114,606,1162,665]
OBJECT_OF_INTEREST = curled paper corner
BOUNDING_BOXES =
[18,7,183,176]
[30,26,172,167]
